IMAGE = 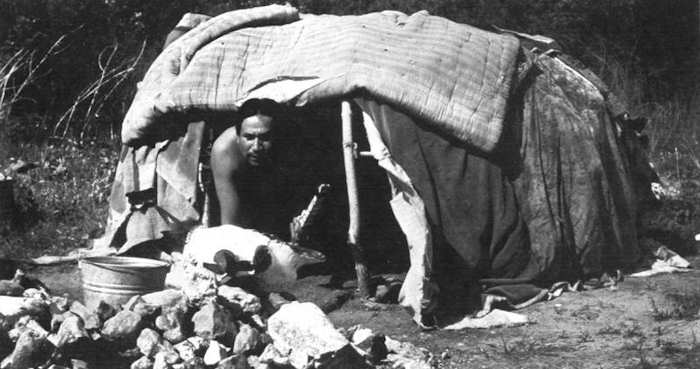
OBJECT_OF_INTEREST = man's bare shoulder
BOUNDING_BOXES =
[211,126,245,172]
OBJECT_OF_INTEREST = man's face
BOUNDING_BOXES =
[239,114,274,167]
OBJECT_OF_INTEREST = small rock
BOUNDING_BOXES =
[233,323,260,355]
[318,290,352,313]
[22,288,49,300]
[71,359,89,369]
[192,301,237,341]
[95,301,117,323]
[0,295,49,327]
[217,286,261,315]
[266,293,292,312]
[173,337,206,362]
[156,344,181,365]
[367,335,388,364]
[384,336,432,369]
[249,314,265,330]
[179,357,206,369]
[55,314,88,348]
[5,329,53,369]
[9,316,48,342]
[9,160,38,173]
[351,327,374,351]
[0,280,24,296]
[187,336,206,354]
[70,301,100,330]
[131,356,154,369]
[142,289,187,309]
[50,295,70,313]
[101,310,144,343]
[125,296,161,319]
[246,355,260,368]
[156,305,188,343]
[152,352,171,369]
[50,313,66,332]
[258,344,289,367]
[165,262,217,303]
[217,354,249,369]
[137,328,163,357]
[204,340,230,366]
[174,340,196,362]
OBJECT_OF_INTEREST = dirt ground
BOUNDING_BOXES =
[29,253,700,369]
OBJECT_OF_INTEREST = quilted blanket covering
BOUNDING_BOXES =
[121,5,520,153]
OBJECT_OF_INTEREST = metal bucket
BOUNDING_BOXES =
[79,256,170,310]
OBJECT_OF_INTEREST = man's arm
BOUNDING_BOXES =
[211,126,244,225]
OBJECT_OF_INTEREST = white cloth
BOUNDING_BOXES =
[361,110,438,327]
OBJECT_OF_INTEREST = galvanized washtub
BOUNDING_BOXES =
[79,256,169,310]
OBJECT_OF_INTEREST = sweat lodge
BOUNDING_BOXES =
[100,5,659,326]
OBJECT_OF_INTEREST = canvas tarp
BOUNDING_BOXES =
[121,5,520,153]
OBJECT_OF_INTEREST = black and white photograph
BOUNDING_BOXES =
[0,1,698,368]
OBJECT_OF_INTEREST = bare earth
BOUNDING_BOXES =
[29,254,700,369]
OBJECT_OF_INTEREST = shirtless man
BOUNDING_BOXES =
[210,98,286,233]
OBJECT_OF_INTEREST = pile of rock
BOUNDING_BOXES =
[0,265,433,369]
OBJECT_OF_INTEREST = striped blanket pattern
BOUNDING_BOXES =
[121,5,520,152]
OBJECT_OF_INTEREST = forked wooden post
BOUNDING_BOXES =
[341,101,370,298]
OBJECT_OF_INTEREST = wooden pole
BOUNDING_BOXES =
[341,101,369,298]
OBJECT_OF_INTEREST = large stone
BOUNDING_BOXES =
[4,329,53,369]
[233,323,260,355]
[101,310,144,343]
[267,302,347,358]
[267,302,370,369]
[69,301,100,330]
[217,286,261,315]
[192,301,237,341]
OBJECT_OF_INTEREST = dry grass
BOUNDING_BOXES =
[0,141,117,259]
[0,37,122,259]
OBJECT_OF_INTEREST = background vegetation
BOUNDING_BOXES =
[0,0,698,258]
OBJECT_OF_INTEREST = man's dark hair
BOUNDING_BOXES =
[234,98,283,131]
